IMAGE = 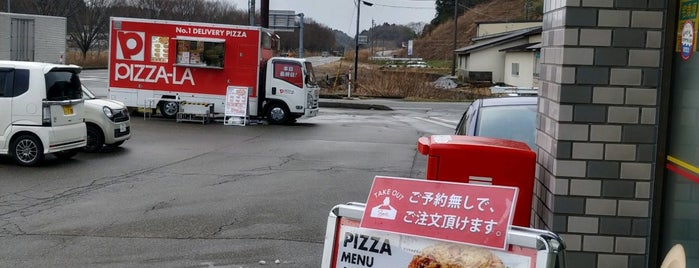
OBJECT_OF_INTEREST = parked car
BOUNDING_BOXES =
[0,61,87,166]
[82,85,131,152]
[406,61,429,68]
[455,96,537,150]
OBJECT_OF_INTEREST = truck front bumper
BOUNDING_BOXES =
[305,108,319,118]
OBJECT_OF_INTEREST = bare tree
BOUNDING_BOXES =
[128,0,161,18]
[69,0,111,58]
[278,19,335,52]
[406,22,427,36]
[13,0,84,17]
[203,0,247,25]
[159,0,206,21]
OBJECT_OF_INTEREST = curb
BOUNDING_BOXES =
[318,101,393,111]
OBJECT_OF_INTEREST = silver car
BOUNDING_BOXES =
[455,96,537,150]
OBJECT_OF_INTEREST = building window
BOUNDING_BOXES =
[511,63,519,76]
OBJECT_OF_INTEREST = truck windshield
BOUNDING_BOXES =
[304,62,317,86]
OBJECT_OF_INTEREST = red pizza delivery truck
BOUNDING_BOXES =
[107,17,320,124]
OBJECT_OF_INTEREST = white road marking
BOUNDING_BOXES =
[413,116,457,129]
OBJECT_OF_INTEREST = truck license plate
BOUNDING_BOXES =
[119,123,127,132]
[62,105,74,115]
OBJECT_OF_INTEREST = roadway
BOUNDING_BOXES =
[0,68,469,267]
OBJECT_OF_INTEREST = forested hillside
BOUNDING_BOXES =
[413,0,535,60]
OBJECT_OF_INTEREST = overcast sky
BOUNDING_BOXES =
[227,0,437,35]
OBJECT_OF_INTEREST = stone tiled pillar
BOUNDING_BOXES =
[535,1,666,267]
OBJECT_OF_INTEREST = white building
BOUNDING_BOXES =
[455,25,541,88]
[0,12,66,63]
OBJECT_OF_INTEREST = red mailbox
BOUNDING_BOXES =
[417,135,536,227]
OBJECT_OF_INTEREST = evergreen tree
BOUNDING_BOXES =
[431,0,455,26]
[431,0,488,26]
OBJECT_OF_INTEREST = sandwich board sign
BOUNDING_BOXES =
[320,176,567,268]
[224,86,248,126]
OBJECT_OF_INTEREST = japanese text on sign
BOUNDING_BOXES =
[360,176,518,250]
[402,192,499,235]
[278,66,298,78]
[681,0,699,20]
[273,62,303,88]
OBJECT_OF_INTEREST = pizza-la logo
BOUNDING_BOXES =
[116,30,145,61]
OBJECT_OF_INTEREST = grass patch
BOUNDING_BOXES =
[314,59,490,102]
[425,60,452,69]
[66,51,109,68]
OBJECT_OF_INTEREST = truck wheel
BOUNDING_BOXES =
[54,149,79,160]
[85,125,104,153]
[267,103,290,124]
[159,100,179,119]
[11,134,44,166]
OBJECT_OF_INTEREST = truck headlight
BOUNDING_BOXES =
[307,93,313,108]
[103,106,114,119]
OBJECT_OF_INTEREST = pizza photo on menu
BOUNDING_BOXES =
[407,243,505,268]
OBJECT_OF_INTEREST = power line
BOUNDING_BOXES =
[370,3,434,9]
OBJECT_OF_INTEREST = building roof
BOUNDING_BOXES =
[455,26,542,55]
[498,42,541,52]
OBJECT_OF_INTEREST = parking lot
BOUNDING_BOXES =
[0,101,460,267]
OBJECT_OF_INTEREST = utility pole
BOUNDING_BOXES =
[248,0,255,26]
[261,0,269,28]
[353,1,362,88]
[451,0,458,76]
[371,19,375,57]
[352,1,373,98]
[297,13,304,58]
[7,0,10,12]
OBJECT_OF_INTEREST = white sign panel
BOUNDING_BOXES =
[225,86,248,117]
[358,35,368,45]
[335,218,533,268]
[270,10,297,32]
[407,40,413,56]
[322,203,566,268]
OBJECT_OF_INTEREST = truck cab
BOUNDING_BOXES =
[262,57,320,124]
[0,61,87,166]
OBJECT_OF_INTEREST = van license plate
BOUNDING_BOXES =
[62,105,74,115]
[119,123,126,132]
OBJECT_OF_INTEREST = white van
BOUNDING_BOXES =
[0,61,87,166]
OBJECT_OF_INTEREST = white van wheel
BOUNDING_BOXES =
[11,134,44,166]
